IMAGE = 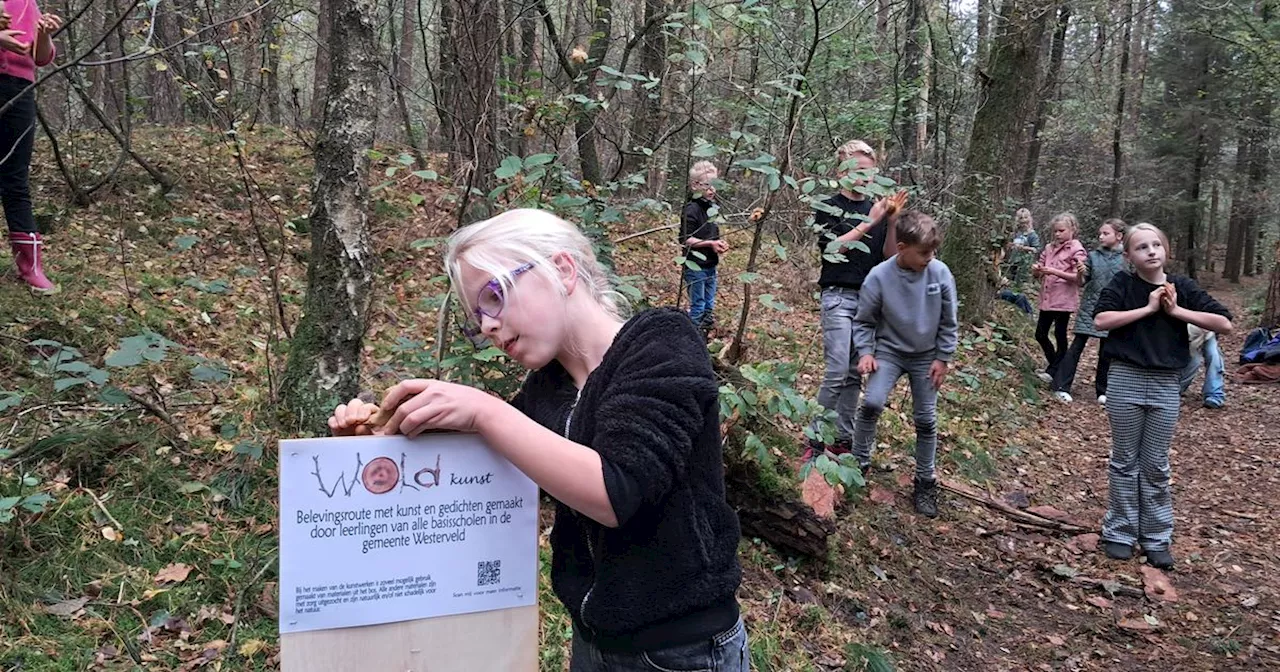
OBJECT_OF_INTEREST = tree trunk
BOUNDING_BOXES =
[1263,241,1280,328]
[266,12,282,125]
[310,0,334,128]
[1224,132,1250,283]
[623,0,669,183]
[440,0,501,196]
[942,0,1052,323]
[1186,125,1207,279]
[570,0,613,185]
[282,0,381,433]
[1207,180,1219,273]
[975,0,990,74]
[1108,0,1134,216]
[899,0,929,185]
[1019,3,1070,201]
[149,0,182,124]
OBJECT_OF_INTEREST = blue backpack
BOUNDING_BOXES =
[1240,328,1280,364]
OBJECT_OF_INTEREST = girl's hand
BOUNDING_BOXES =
[1075,260,1086,276]
[377,379,498,437]
[327,398,380,436]
[1146,286,1165,312]
[0,29,30,55]
[1161,283,1178,313]
[857,354,878,375]
[37,14,63,35]
[1,12,10,30]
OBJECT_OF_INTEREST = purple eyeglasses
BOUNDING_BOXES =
[460,262,535,346]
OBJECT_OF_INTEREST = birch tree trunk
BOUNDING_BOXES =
[282,0,381,432]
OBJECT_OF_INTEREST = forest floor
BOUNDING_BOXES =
[0,128,1277,671]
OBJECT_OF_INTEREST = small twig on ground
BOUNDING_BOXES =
[121,389,188,447]
[1223,510,1259,521]
[81,487,124,533]
[941,479,1089,534]
[1037,564,1145,599]
[228,551,278,652]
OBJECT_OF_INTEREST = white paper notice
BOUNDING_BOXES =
[278,434,538,634]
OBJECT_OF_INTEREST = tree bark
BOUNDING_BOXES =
[1207,180,1219,273]
[1263,241,1280,328]
[899,0,930,185]
[440,0,501,196]
[623,0,670,184]
[942,0,1052,323]
[310,0,334,128]
[282,0,381,433]
[1019,3,1069,202]
[266,11,282,125]
[1224,129,1250,283]
[975,0,990,73]
[1107,0,1134,216]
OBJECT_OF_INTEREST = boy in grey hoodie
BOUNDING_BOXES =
[851,212,958,517]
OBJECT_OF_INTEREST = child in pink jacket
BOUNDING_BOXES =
[1032,213,1087,382]
[2,0,61,293]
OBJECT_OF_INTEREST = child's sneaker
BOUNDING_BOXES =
[1097,395,1107,405]
[1036,371,1053,383]
[1054,391,1073,403]
[912,477,939,518]
[828,439,852,457]
[1144,548,1175,569]
[801,438,825,463]
[1102,540,1133,560]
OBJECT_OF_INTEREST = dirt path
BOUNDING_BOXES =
[920,278,1280,669]
[768,277,1280,671]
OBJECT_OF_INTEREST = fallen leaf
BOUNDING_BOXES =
[869,485,896,506]
[1185,612,1199,621]
[155,563,193,585]
[1048,635,1066,646]
[41,596,89,618]
[1140,566,1179,602]
[1086,596,1113,609]
[896,472,913,488]
[238,639,269,657]
[1241,595,1259,608]
[1066,533,1099,555]
[1003,491,1031,508]
[101,526,119,541]
[801,469,836,520]
[1117,616,1158,632]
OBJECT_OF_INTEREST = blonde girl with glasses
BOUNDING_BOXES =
[327,208,749,671]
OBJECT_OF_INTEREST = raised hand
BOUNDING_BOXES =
[37,13,63,35]
[1161,282,1178,313]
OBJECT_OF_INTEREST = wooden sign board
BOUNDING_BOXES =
[278,434,539,672]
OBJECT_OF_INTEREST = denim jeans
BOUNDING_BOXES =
[851,349,938,479]
[0,74,37,234]
[809,287,861,442]
[997,289,1033,315]
[684,266,718,327]
[570,619,750,672]
[1180,333,1225,407]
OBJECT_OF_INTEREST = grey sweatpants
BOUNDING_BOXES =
[851,349,938,480]
[1101,362,1180,551]
[810,287,862,441]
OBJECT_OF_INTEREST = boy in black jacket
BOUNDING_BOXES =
[805,140,900,461]
[680,160,727,335]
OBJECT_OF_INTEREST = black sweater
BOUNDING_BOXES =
[1093,271,1232,370]
[511,309,742,651]
[814,193,885,289]
[679,197,719,269]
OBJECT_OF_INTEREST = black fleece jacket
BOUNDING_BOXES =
[511,309,742,651]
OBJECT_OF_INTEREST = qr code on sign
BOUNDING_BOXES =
[477,560,501,586]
